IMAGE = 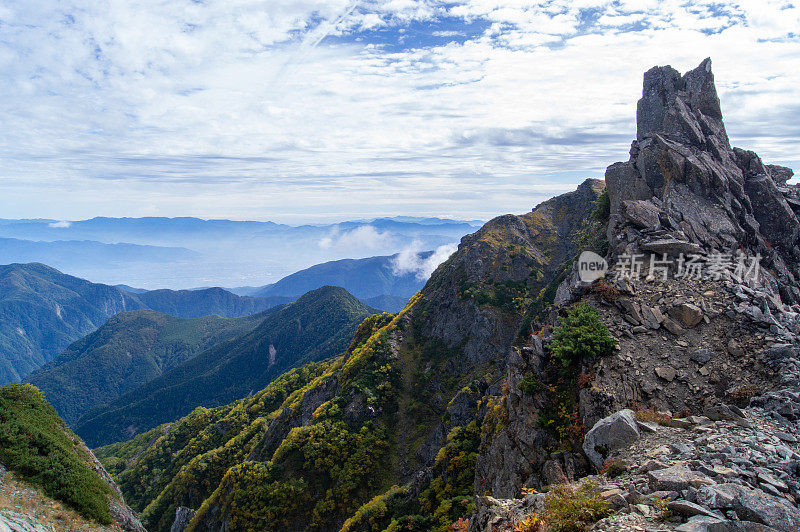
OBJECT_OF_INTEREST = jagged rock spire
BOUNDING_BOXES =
[606,58,800,304]
[636,58,728,150]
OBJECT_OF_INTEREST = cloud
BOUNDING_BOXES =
[0,1,798,222]
[48,220,72,228]
[318,225,393,251]
[392,241,458,280]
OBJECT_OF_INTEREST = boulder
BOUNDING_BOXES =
[767,164,794,184]
[582,409,640,469]
[621,200,662,229]
[677,516,780,531]
[696,484,745,510]
[732,487,800,530]
[704,403,743,422]
[670,303,704,328]
[668,499,723,518]
[647,464,713,491]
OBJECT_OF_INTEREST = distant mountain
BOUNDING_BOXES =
[134,288,291,319]
[0,237,198,277]
[115,284,148,293]
[0,263,145,384]
[26,309,270,425]
[0,216,479,288]
[252,252,430,299]
[0,263,288,384]
[360,294,410,313]
[75,286,377,447]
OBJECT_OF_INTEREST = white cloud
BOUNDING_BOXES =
[392,241,458,280]
[0,1,798,222]
[318,225,393,251]
[47,220,72,228]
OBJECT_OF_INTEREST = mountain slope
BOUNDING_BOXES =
[0,263,145,384]
[95,178,605,531]
[0,383,144,531]
[252,252,430,300]
[26,310,270,425]
[134,287,290,319]
[76,286,377,447]
[95,60,800,532]
[0,263,287,384]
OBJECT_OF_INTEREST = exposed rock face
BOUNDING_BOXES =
[418,178,605,367]
[582,409,640,468]
[606,58,800,305]
[170,507,195,532]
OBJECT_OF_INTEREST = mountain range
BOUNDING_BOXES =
[74,286,376,447]
[0,216,479,289]
[0,263,286,384]
[25,309,272,425]
[248,252,431,300]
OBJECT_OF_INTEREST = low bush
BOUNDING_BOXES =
[633,406,672,426]
[541,481,612,532]
[549,303,615,368]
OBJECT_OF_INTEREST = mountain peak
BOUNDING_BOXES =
[608,57,800,304]
[636,58,726,146]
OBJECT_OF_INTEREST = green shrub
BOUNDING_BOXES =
[549,303,615,368]
[519,374,545,395]
[0,384,112,524]
[542,481,612,532]
[591,189,610,223]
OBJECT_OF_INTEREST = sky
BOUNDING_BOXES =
[1,0,798,223]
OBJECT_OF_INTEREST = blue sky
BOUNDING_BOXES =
[0,0,798,222]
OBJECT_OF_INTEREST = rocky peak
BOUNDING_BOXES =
[637,58,726,149]
[607,58,800,304]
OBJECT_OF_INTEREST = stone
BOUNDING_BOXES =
[668,499,723,518]
[667,418,694,430]
[705,404,743,422]
[670,303,704,328]
[766,164,794,185]
[641,238,703,255]
[663,317,687,335]
[732,487,800,530]
[637,421,658,433]
[648,464,714,491]
[656,366,677,382]
[677,516,780,531]
[691,349,713,365]
[757,472,788,493]
[582,409,641,469]
[622,199,662,229]
[696,484,745,509]
[640,304,664,329]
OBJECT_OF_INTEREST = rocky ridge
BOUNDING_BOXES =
[469,59,800,531]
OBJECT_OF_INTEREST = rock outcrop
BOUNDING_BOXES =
[606,58,800,306]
